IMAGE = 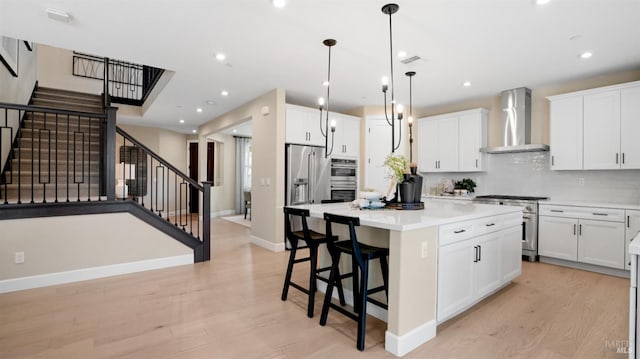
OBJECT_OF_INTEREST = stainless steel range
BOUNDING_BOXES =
[473,195,549,262]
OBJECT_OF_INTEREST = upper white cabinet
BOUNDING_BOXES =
[286,104,324,147]
[286,105,360,158]
[547,81,640,170]
[417,108,487,173]
[330,112,360,158]
[549,96,583,170]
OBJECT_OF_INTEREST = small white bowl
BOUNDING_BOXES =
[359,191,382,200]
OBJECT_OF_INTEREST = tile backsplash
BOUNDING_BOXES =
[421,152,640,204]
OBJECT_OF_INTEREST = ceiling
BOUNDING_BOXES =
[1,0,639,134]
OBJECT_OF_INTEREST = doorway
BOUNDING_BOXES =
[188,142,199,213]
[365,116,405,195]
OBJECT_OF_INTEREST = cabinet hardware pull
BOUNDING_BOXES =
[473,246,478,262]
[579,224,582,236]
[523,216,531,219]
[628,215,631,228]
[573,224,576,235]
[550,209,564,213]
[485,223,495,227]
[592,213,608,216]
[454,229,466,234]
[551,156,554,166]
[616,153,619,164]
[623,153,625,164]
[478,245,482,261]
[476,159,478,168]
[435,160,437,169]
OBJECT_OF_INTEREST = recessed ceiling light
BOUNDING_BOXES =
[196,108,203,113]
[272,0,286,8]
[221,90,229,96]
[45,8,71,22]
[463,81,471,87]
[179,119,185,124]
[192,129,197,133]
[580,51,593,59]
[322,81,329,86]
[215,53,226,61]
[535,0,551,5]
[206,100,215,105]
[398,50,407,58]
[232,129,237,133]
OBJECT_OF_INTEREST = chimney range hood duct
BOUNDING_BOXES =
[481,87,549,154]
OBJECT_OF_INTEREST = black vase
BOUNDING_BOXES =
[411,173,423,203]
[399,182,415,203]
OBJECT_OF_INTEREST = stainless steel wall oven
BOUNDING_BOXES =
[330,158,357,202]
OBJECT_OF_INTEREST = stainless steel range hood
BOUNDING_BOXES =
[480,87,549,154]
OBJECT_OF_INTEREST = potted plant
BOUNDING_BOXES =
[384,154,414,202]
[454,178,476,196]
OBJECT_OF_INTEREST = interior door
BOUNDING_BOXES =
[188,142,199,213]
[365,117,404,196]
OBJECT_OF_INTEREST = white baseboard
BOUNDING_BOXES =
[198,209,236,222]
[315,280,388,322]
[250,235,285,252]
[0,254,193,294]
[385,320,436,357]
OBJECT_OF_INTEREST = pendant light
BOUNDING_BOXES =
[381,3,403,153]
[406,71,416,163]
[318,39,337,158]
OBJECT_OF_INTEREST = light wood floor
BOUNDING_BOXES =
[0,219,630,358]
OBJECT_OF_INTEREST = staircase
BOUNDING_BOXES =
[1,87,105,203]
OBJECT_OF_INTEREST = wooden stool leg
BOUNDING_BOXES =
[380,255,389,299]
[307,244,318,318]
[352,256,360,314]
[320,252,340,326]
[356,260,369,351]
[281,239,298,301]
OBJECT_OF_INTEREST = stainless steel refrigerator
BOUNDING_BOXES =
[285,144,330,206]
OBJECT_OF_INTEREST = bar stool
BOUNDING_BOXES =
[281,207,346,318]
[319,212,389,351]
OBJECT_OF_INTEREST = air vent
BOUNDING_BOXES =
[400,56,421,65]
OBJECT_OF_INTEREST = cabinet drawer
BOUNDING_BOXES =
[440,212,521,246]
[540,204,625,222]
[439,221,475,246]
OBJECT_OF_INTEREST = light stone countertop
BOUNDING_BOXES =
[289,200,521,231]
[540,199,640,211]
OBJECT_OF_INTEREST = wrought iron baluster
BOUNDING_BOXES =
[54,113,59,203]
[88,115,91,201]
[65,114,70,202]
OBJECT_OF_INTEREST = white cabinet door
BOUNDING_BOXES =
[621,85,640,169]
[438,117,459,171]
[307,110,325,147]
[583,89,621,170]
[286,107,311,145]
[538,215,578,261]
[458,113,484,171]
[437,239,475,323]
[474,233,502,299]
[340,115,360,157]
[625,210,640,270]
[418,118,438,172]
[501,225,523,282]
[549,96,583,170]
[578,219,625,269]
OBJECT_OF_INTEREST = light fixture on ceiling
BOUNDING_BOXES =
[221,90,229,96]
[215,53,226,61]
[406,71,416,163]
[463,81,471,87]
[580,51,593,59]
[192,129,197,133]
[272,0,287,8]
[206,100,215,105]
[381,3,404,153]
[535,0,551,5]
[398,50,407,58]
[196,108,203,113]
[318,39,337,158]
[45,8,71,22]
[179,119,185,124]
[232,129,237,133]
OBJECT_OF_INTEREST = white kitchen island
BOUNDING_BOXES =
[290,200,523,356]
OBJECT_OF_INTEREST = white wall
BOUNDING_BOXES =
[0,39,37,170]
[199,89,286,250]
[0,212,191,281]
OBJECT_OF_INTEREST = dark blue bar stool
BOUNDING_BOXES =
[319,212,389,351]
[282,207,346,318]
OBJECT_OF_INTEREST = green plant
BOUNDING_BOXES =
[456,178,476,193]
[384,154,408,184]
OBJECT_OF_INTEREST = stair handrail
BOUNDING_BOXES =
[115,126,202,191]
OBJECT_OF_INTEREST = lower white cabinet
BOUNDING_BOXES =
[538,216,578,261]
[539,204,626,270]
[437,213,522,323]
[578,219,625,269]
[627,210,640,270]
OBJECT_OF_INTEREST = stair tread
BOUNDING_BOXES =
[36,87,103,100]
[32,97,102,107]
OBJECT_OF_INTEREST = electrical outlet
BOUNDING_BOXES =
[14,251,25,264]
[578,178,585,186]
[421,242,428,258]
